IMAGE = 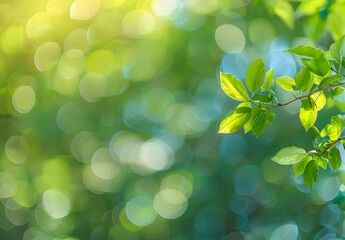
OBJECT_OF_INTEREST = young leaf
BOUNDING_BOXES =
[295,67,313,92]
[267,111,275,124]
[245,59,265,93]
[220,73,249,101]
[218,107,251,134]
[276,76,296,92]
[310,92,326,111]
[329,148,342,170]
[286,45,323,57]
[250,108,268,137]
[261,69,274,91]
[293,156,311,177]
[272,146,307,165]
[320,115,344,140]
[272,0,294,29]
[318,75,341,89]
[303,160,319,188]
[330,35,345,65]
[301,53,331,76]
[333,87,344,97]
[315,156,327,169]
[309,125,321,138]
[300,98,317,131]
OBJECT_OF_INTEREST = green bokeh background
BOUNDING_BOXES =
[1,0,345,239]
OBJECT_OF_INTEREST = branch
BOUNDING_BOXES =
[271,81,345,109]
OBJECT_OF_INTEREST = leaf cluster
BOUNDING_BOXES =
[219,36,345,188]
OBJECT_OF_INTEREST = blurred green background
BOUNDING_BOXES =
[1,0,345,239]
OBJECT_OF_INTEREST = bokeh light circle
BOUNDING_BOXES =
[153,189,188,219]
[215,24,245,53]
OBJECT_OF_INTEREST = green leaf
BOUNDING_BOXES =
[300,98,317,131]
[267,111,275,124]
[220,73,249,101]
[252,92,272,102]
[261,69,274,91]
[245,59,265,93]
[315,156,327,169]
[293,156,311,177]
[273,1,294,29]
[329,148,342,170]
[330,35,345,65]
[320,115,344,140]
[250,108,268,137]
[218,107,251,134]
[295,67,313,92]
[310,92,326,111]
[309,125,321,138]
[301,53,331,76]
[303,160,319,188]
[272,146,307,165]
[318,75,341,88]
[276,76,296,92]
[296,0,328,17]
[286,45,323,57]
[333,87,344,97]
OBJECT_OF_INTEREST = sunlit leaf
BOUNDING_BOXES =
[276,76,296,92]
[309,125,321,138]
[245,59,265,93]
[273,1,294,29]
[330,35,345,65]
[246,107,268,137]
[296,0,327,17]
[320,115,345,140]
[267,111,275,124]
[286,45,323,57]
[293,156,311,177]
[300,98,317,131]
[295,67,313,92]
[301,53,331,76]
[220,73,249,101]
[261,69,274,91]
[303,160,319,188]
[329,148,342,170]
[333,87,345,97]
[272,146,307,165]
[218,107,251,134]
[315,156,327,169]
[310,92,326,111]
[318,75,341,88]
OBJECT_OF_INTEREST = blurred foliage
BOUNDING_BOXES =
[1,0,345,240]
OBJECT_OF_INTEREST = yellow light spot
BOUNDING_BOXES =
[91,148,119,180]
[58,49,85,79]
[125,197,157,227]
[161,174,193,198]
[70,0,100,20]
[42,190,71,219]
[122,10,155,39]
[12,86,35,114]
[153,189,188,219]
[34,42,61,71]
[139,139,174,173]
[2,25,26,54]
[26,12,51,39]
[5,136,29,164]
[64,28,92,53]
[47,0,72,17]
[152,0,177,17]
[79,72,107,102]
[215,24,245,53]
